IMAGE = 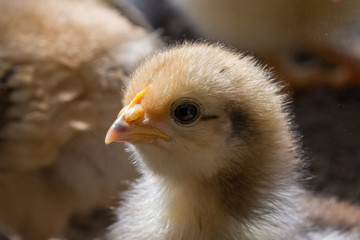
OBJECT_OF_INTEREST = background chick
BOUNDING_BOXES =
[170,0,358,52]
[106,43,360,239]
[168,0,360,88]
[0,0,160,239]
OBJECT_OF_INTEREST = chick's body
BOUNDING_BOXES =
[106,44,360,240]
[0,0,160,238]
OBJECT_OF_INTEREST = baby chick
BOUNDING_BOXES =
[0,0,160,239]
[170,0,359,53]
[105,43,360,239]
[169,0,360,88]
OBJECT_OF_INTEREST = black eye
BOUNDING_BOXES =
[172,100,201,125]
[174,104,197,122]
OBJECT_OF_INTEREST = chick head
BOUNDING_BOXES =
[106,44,292,182]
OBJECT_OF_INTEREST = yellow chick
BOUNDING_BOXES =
[105,43,360,240]
[170,0,359,53]
[169,0,360,88]
[0,0,160,239]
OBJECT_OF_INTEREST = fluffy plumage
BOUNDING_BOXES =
[0,0,160,238]
[105,43,360,239]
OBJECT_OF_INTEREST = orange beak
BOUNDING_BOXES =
[105,87,170,145]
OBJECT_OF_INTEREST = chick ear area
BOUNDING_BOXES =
[227,104,254,139]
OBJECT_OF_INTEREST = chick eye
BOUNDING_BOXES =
[172,99,201,125]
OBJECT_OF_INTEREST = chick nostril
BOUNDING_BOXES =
[124,104,144,123]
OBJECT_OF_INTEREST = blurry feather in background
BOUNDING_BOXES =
[169,0,360,89]
[0,0,161,239]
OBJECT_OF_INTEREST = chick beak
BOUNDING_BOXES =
[105,87,170,145]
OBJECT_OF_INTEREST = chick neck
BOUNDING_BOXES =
[147,146,303,239]
[148,171,226,239]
